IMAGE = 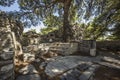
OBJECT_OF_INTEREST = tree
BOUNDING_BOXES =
[18,0,72,41]
[18,0,108,41]
[87,0,120,40]
[0,11,24,62]
[1,0,120,41]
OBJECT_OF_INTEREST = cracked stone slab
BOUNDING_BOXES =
[44,56,98,78]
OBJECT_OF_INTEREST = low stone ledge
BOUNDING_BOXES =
[0,60,13,67]
[0,64,13,73]
[0,51,13,60]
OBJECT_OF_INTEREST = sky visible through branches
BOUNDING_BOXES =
[0,1,45,33]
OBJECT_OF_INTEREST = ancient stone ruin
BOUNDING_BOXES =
[1,29,120,80]
[0,11,119,80]
[0,27,14,80]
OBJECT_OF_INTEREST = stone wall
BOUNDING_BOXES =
[0,27,14,80]
[96,41,120,51]
[22,40,97,62]
[38,42,78,55]
[22,42,79,62]
[78,40,96,56]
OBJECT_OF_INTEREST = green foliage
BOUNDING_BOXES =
[40,27,58,35]
[110,23,120,40]
[28,29,36,33]
[1,0,120,41]
[89,0,120,40]
[43,15,62,28]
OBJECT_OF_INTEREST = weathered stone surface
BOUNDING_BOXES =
[24,53,35,62]
[38,43,78,56]
[76,64,90,71]
[102,56,120,65]
[39,62,47,70]
[0,64,13,73]
[0,60,13,66]
[79,65,99,80]
[0,69,14,80]
[45,56,94,77]
[19,64,38,75]
[0,51,13,60]
[79,40,96,56]
[60,69,81,80]
[95,61,120,70]
[16,74,41,80]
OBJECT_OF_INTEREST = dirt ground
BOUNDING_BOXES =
[94,66,120,80]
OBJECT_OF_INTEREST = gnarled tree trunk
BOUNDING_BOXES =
[63,0,72,42]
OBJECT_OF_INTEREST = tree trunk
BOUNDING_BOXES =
[63,0,72,42]
[8,18,23,62]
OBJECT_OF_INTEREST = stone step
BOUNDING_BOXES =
[39,43,72,47]
[0,51,13,60]
[49,48,64,52]
[48,49,66,56]
[102,56,120,65]
[49,46,64,49]
[95,61,120,70]
[0,60,13,66]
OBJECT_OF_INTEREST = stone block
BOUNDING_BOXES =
[0,51,13,60]
[0,64,13,73]
[16,74,41,80]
